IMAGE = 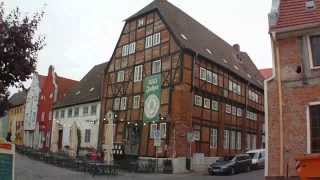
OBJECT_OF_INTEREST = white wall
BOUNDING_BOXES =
[51,101,101,152]
[23,74,41,147]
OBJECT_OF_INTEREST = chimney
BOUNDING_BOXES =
[233,44,240,52]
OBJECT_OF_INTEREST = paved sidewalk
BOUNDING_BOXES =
[15,153,264,180]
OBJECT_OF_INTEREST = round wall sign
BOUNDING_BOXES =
[144,94,160,119]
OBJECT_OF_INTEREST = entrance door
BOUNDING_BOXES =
[124,125,141,155]
[58,130,63,151]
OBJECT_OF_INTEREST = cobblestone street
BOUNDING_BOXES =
[15,153,264,180]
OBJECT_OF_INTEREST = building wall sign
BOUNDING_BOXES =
[143,74,161,123]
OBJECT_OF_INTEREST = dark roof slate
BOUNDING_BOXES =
[127,0,264,88]
[54,62,108,109]
[9,90,27,107]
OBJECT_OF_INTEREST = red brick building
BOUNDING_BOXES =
[101,0,264,172]
[36,66,77,150]
[266,0,320,179]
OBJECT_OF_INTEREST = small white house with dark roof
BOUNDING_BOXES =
[50,62,108,155]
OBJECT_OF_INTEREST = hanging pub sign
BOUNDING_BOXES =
[143,74,161,123]
[0,139,14,180]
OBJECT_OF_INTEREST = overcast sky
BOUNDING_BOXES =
[5,0,272,94]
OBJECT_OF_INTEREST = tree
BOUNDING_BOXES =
[0,90,9,116]
[0,2,45,96]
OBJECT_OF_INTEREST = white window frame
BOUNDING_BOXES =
[306,101,320,153]
[231,131,236,150]
[134,65,143,82]
[212,72,218,85]
[194,95,202,106]
[211,100,219,111]
[200,67,206,81]
[120,97,127,110]
[145,35,153,48]
[152,60,161,74]
[153,32,161,46]
[122,44,129,57]
[160,123,167,138]
[206,70,213,84]
[128,42,136,55]
[150,124,157,139]
[224,130,230,149]
[203,98,211,109]
[113,98,120,111]
[237,108,242,117]
[229,80,233,91]
[307,35,320,69]
[232,106,237,116]
[225,104,231,114]
[210,128,218,149]
[137,19,144,28]
[117,70,125,82]
[133,95,140,109]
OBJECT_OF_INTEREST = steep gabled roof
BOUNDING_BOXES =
[54,62,108,109]
[56,76,78,101]
[38,75,47,89]
[269,0,320,31]
[259,68,273,80]
[127,0,264,89]
[9,90,27,108]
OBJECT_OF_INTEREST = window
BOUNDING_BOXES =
[194,95,202,106]
[152,60,161,74]
[134,65,143,82]
[203,98,211,109]
[310,35,320,67]
[249,90,259,103]
[153,33,161,46]
[91,105,97,115]
[229,80,233,91]
[237,132,242,150]
[212,72,218,85]
[113,98,120,111]
[138,19,144,27]
[200,67,206,81]
[212,100,219,111]
[246,134,251,150]
[85,129,91,143]
[117,70,125,82]
[225,104,231,114]
[122,42,136,56]
[224,130,230,149]
[120,97,127,110]
[210,128,218,148]
[207,70,213,84]
[133,95,140,109]
[55,111,59,119]
[160,123,166,138]
[74,107,79,117]
[252,134,257,149]
[150,124,157,139]
[128,42,136,55]
[237,108,242,117]
[60,110,65,119]
[231,131,236,149]
[122,44,129,57]
[232,106,237,116]
[309,105,320,153]
[68,108,73,118]
[145,35,153,48]
[83,106,89,116]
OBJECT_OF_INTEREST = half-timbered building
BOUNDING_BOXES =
[101,0,265,172]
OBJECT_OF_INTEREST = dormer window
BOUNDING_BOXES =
[306,0,316,10]
[180,33,188,40]
[75,91,80,95]
[206,48,213,54]
[308,35,320,68]
[223,59,228,64]
[89,88,95,92]
[234,65,239,70]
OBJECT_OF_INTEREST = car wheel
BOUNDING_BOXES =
[209,171,214,176]
[230,167,236,175]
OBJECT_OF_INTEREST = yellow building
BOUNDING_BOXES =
[8,91,27,145]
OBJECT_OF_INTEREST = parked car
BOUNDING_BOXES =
[208,154,252,175]
[246,149,265,169]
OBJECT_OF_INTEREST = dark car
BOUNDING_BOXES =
[208,154,252,175]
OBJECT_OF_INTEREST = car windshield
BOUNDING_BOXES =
[231,156,239,162]
[248,152,259,159]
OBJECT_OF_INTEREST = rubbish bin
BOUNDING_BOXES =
[295,153,320,180]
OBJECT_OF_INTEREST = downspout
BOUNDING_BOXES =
[264,31,278,177]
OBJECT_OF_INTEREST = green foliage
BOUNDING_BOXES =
[0,2,45,96]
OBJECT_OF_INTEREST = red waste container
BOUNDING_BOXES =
[295,153,320,180]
